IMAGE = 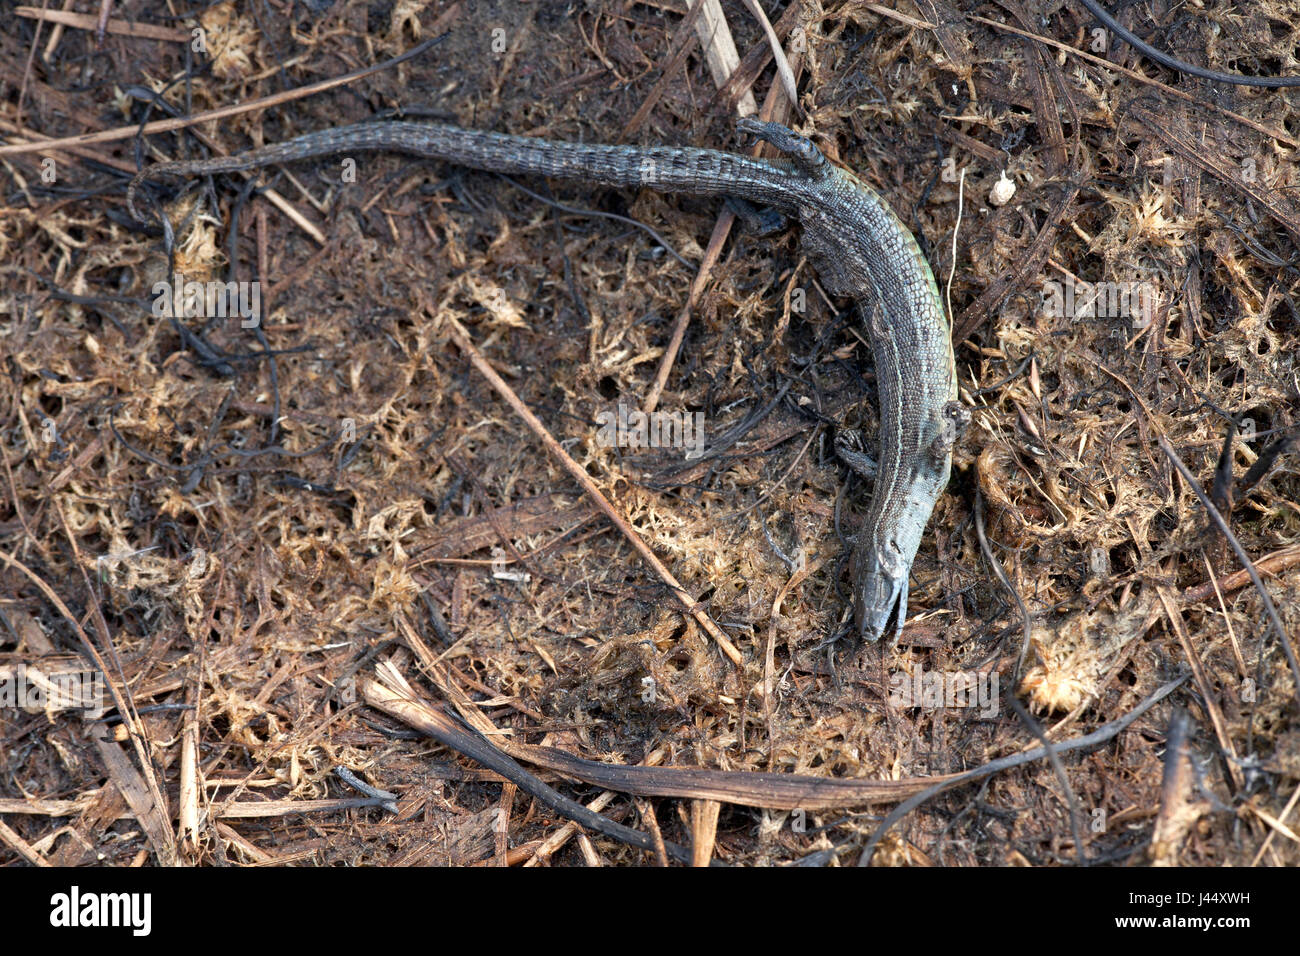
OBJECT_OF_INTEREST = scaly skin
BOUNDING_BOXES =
[129,119,965,643]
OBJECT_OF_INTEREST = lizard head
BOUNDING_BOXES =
[849,419,962,645]
[850,535,911,645]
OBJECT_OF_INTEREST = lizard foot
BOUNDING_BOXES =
[723,196,785,235]
[927,400,971,464]
[735,119,826,177]
[835,427,878,481]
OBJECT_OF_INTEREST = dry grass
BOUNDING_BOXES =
[0,0,1297,866]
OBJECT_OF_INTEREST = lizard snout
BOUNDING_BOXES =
[850,541,908,645]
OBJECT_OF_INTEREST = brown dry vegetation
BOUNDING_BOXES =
[1,0,1298,866]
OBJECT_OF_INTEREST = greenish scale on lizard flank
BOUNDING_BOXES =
[129,119,965,644]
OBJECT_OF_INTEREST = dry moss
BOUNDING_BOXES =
[0,0,1297,866]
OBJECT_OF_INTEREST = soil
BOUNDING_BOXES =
[1,0,1297,866]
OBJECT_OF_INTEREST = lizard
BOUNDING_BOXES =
[127,118,968,645]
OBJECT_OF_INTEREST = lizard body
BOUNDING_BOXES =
[128,119,965,643]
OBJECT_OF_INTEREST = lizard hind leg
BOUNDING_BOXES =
[723,196,785,236]
[834,425,878,481]
[734,119,827,177]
